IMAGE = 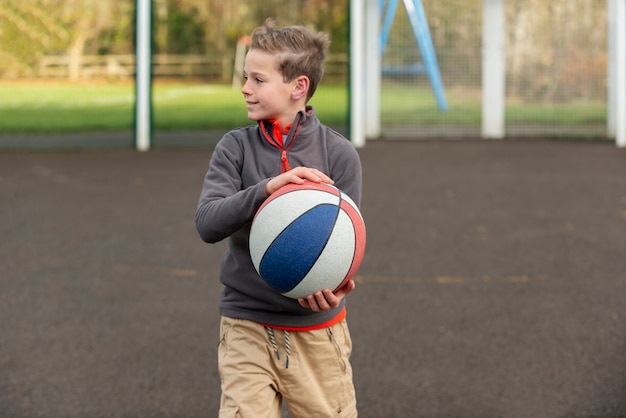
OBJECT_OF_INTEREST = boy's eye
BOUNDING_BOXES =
[242,75,263,83]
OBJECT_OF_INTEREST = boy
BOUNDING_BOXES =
[195,19,361,417]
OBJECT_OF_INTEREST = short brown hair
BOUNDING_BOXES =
[250,19,330,102]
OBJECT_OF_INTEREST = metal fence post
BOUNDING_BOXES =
[135,0,152,151]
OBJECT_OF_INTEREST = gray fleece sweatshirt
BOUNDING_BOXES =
[195,107,362,328]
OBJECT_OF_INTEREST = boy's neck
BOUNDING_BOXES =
[270,106,308,134]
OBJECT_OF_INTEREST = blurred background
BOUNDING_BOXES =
[1,2,624,416]
[0,0,610,147]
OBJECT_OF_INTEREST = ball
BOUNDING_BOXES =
[249,181,366,299]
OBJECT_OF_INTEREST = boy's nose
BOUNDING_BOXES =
[241,80,251,96]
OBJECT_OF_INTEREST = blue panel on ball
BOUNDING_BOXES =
[259,203,339,293]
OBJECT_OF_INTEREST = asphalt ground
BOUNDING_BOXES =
[1,138,625,417]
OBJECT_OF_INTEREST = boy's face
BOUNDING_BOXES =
[242,49,304,127]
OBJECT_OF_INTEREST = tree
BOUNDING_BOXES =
[0,0,132,79]
[0,0,69,77]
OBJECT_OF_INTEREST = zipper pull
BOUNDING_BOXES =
[281,150,290,172]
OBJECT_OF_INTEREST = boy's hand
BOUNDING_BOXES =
[298,280,356,312]
[265,166,333,196]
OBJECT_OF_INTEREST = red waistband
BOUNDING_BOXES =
[259,307,346,331]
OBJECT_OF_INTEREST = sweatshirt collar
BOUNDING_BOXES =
[259,107,314,172]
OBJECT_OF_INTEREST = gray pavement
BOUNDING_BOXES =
[1,138,625,417]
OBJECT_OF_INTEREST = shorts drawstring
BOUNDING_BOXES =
[284,330,290,369]
[265,326,290,368]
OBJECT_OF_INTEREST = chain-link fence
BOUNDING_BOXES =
[382,0,607,139]
[0,0,611,148]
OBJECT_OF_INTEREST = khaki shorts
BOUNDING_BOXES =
[218,316,357,418]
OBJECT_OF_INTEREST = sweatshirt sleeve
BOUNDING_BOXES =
[194,134,269,243]
[328,134,363,209]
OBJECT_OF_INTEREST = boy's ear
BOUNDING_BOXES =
[291,76,310,101]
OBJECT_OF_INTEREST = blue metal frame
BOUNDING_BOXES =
[380,0,448,112]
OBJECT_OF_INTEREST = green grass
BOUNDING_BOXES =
[0,83,134,132]
[0,82,350,133]
[0,82,606,133]
[506,102,606,125]
[379,84,606,126]
[152,84,249,130]
[153,84,350,129]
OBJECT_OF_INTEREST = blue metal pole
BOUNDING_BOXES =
[404,0,448,111]
[380,0,399,54]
